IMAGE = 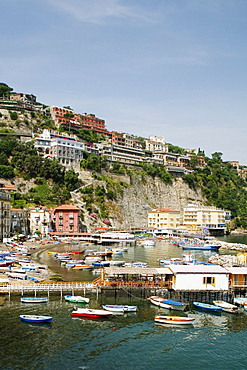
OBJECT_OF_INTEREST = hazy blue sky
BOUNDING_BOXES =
[1,0,247,163]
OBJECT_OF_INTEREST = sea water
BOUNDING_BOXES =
[1,236,247,370]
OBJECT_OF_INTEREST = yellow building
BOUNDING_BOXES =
[148,208,180,230]
[182,204,231,231]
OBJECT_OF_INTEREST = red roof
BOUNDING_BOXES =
[55,204,80,211]
[148,208,180,213]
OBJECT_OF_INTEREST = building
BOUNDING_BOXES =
[10,93,36,105]
[182,204,231,234]
[0,185,11,241]
[145,136,168,152]
[148,208,181,230]
[53,204,80,233]
[34,129,86,170]
[29,206,51,236]
[168,265,229,291]
[10,208,29,236]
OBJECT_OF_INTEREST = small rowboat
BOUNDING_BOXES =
[64,295,90,304]
[102,304,137,313]
[154,315,195,325]
[148,296,186,311]
[20,315,52,323]
[193,302,222,312]
[213,300,238,313]
[21,297,48,304]
[70,308,113,318]
[233,297,247,306]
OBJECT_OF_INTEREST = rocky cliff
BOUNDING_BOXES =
[74,171,205,231]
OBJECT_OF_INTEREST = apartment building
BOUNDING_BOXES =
[34,129,86,169]
[53,204,80,233]
[29,206,52,236]
[145,136,168,152]
[148,208,181,230]
[182,204,231,232]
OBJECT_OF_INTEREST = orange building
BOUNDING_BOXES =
[53,204,80,233]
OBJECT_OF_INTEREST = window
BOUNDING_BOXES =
[203,276,215,285]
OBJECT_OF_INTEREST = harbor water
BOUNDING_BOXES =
[1,236,247,370]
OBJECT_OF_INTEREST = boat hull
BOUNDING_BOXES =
[20,315,52,323]
[20,297,48,303]
[102,305,137,312]
[155,315,195,325]
[149,296,186,311]
[213,300,238,313]
[71,308,113,318]
[193,302,222,312]
[64,295,90,304]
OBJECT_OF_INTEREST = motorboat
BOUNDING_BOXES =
[102,304,137,313]
[213,300,238,313]
[20,297,49,303]
[20,315,52,323]
[148,296,186,311]
[70,307,113,318]
[64,295,90,304]
[193,302,222,312]
[154,315,195,325]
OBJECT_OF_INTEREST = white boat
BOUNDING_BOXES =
[64,295,90,303]
[21,297,48,303]
[213,300,238,313]
[233,297,247,305]
[102,304,137,313]
[148,296,186,311]
[70,307,113,318]
[154,315,195,325]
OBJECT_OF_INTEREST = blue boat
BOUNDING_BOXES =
[20,315,52,323]
[193,302,222,312]
[20,297,48,303]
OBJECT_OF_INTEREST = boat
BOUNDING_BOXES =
[20,297,49,303]
[213,300,238,313]
[20,315,52,323]
[102,304,137,313]
[193,302,222,312]
[148,296,186,311]
[181,244,221,251]
[154,315,195,325]
[233,297,247,305]
[64,295,90,303]
[70,307,113,318]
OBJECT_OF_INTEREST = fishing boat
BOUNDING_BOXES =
[102,304,137,313]
[70,307,113,318]
[20,297,49,303]
[154,315,195,325]
[148,296,186,311]
[64,295,90,303]
[193,302,222,312]
[213,300,238,313]
[20,315,52,323]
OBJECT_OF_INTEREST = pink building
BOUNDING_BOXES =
[53,204,80,233]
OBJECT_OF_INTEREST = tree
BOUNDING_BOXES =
[0,82,13,99]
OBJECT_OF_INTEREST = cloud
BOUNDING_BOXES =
[45,0,161,24]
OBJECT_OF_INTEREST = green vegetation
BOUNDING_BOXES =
[183,152,247,228]
[0,82,13,99]
[0,136,82,207]
[167,143,186,154]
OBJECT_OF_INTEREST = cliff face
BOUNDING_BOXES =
[79,172,205,230]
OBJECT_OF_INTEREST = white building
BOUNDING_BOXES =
[29,206,51,236]
[145,136,168,152]
[34,129,85,169]
[182,204,231,231]
[168,265,229,291]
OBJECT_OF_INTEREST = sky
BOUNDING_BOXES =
[1,0,247,164]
